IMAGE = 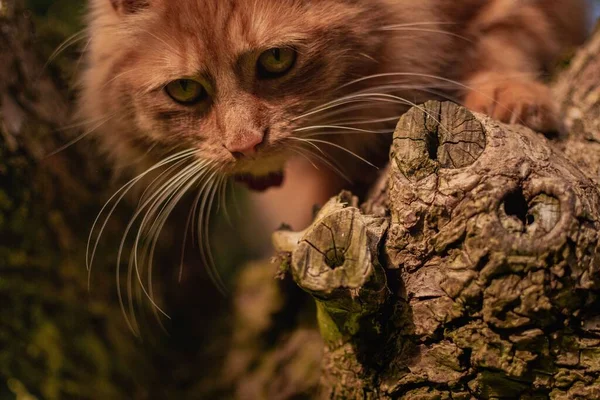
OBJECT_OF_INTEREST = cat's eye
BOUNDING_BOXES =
[257,48,296,79]
[165,79,208,105]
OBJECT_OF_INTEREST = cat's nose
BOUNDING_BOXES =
[225,130,264,158]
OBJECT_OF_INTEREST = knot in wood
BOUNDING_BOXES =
[494,178,576,252]
[324,247,346,269]
[499,189,561,237]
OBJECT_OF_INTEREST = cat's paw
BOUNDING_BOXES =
[464,74,562,134]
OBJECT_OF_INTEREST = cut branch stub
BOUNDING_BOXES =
[391,101,486,182]
[274,192,388,298]
[273,191,389,346]
[274,192,390,398]
[293,205,372,294]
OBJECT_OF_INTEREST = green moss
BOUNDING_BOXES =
[400,386,451,400]
[30,323,63,399]
[6,251,27,267]
[316,301,344,346]
[469,371,528,399]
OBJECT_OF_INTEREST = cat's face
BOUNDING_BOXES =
[83,0,387,188]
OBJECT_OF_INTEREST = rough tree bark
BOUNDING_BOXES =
[237,28,600,400]
[1,1,600,399]
[274,99,600,398]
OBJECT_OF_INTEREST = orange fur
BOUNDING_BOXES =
[81,0,589,232]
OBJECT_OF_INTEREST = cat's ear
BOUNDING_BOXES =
[110,0,150,14]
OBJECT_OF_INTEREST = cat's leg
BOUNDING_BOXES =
[462,0,588,133]
[464,71,561,134]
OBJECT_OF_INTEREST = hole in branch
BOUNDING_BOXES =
[503,188,534,225]
[426,131,440,160]
[324,247,346,269]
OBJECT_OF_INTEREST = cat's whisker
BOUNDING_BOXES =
[294,83,441,122]
[71,38,92,83]
[192,164,220,246]
[53,110,125,132]
[322,117,401,127]
[286,141,352,183]
[117,169,197,318]
[289,135,326,157]
[302,82,468,129]
[307,151,352,184]
[294,125,384,134]
[179,187,204,283]
[217,174,232,226]
[124,249,141,336]
[196,168,229,294]
[44,111,125,157]
[137,164,203,272]
[128,167,201,327]
[293,88,425,122]
[287,145,320,171]
[137,161,213,326]
[303,129,393,138]
[87,149,197,281]
[126,159,213,311]
[137,159,190,207]
[205,174,225,290]
[301,103,396,126]
[42,29,88,71]
[339,72,538,95]
[379,22,458,29]
[139,29,183,58]
[293,96,404,122]
[302,83,452,122]
[359,84,462,103]
[296,124,392,137]
[292,99,366,122]
[178,162,225,286]
[290,137,378,169]
[326,92,451,136]
[146,168,195,233]
[116,142,162,170]
[304,92,448,136]
[142,162,212,255]
[337,70,537,121]
[100,67,150,91]
[378,27,473,43]
[339,72,463,90]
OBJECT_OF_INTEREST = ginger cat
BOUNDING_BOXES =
[80,0,588,250]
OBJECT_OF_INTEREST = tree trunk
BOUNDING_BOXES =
[266,29,600,400]
[1,1,600,399]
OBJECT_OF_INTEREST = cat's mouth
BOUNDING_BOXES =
[233,171,284,192]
